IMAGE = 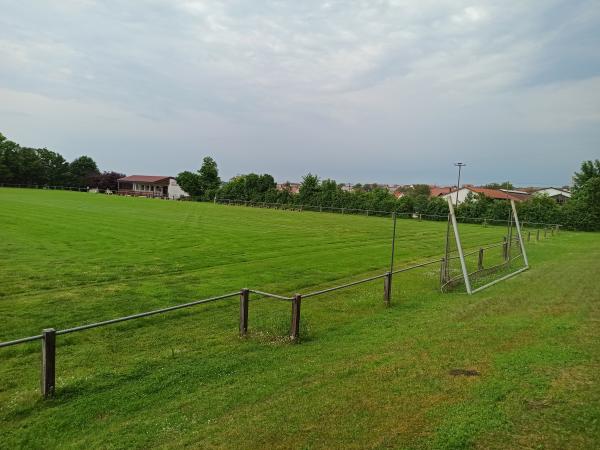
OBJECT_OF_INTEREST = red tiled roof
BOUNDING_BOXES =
[118,175,172,183]
[452,187,529,202]
[430,186,453,197]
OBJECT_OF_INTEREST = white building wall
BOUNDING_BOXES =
[442,188,472,205]
[167,178,189,200]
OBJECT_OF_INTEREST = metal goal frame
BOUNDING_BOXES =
[446,197,529,295]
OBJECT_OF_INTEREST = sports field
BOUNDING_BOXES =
[1,188,599,449]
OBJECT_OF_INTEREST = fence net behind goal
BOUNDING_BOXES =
[441,198,528,294]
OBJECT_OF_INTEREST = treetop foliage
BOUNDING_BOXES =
[0,133,104,187]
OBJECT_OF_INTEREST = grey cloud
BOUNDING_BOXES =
[0,0,599,185]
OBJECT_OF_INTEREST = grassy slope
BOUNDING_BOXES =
[0,189,598,449]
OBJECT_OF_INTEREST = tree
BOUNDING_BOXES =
[564,179,600,231]
[573,159,600,191]
[219,173,276,201]
[37,149,69,185]
[298,173,320,204]
[176,157,221,199]
[176,170,203,197]
[406,184,431,197]
[88,171,126,191]
[484,181,514,190]
[198,157,221,192]
[518,195,560,224]
[69,156,99,186]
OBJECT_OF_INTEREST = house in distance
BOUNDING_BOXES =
[117,175,189,200]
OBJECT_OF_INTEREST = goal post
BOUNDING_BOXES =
[444,197,529,295]
[447,198,472,294]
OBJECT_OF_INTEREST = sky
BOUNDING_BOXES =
[1,1,599,186]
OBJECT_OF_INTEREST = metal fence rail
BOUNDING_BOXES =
[0,221,559,398]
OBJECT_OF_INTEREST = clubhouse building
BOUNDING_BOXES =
[117,175,189,200]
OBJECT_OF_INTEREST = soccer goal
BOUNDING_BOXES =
[440,197,529,294]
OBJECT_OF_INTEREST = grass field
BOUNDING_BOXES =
[1,188,599,449]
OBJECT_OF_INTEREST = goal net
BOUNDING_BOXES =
[440,198,529,294]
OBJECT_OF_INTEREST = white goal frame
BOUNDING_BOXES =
[447,198,529,295]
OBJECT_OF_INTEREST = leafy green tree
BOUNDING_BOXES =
[298,173,320,204]
[573,159,600,191]
[406,184,431,197]
[176,157,221,199]
[517,195,561,224]
[198,157,221,192]
[219,173,276,201]
[564,174,600,231]
[176,171,203,197]
[37,149,69,185]
[484,181,514,190]
[69,156,99,186]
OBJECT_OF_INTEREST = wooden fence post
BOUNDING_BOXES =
[502,236,508,261]
[41,328,56,397]
[290,294,302,341]
[239,289,249,336]
[478,248,484,270]
[551,227,554,236]
[536,229,540,241]
[544,228,547,238]
[527,231,531,242]
[383,272,392,307]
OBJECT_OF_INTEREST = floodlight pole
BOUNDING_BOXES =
[454,162,466,207]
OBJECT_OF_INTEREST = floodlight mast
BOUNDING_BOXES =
[454,162,466,207]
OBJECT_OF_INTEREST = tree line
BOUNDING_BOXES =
[0,133,124,189]
[177,158,600,231]
[2,132,597,231]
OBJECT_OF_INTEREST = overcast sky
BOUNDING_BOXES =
[1,1,599,186]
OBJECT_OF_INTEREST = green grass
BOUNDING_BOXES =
[0,188,599,449]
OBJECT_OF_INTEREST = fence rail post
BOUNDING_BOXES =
[239,289,249,336]
[536,229,540,241]
[41,328,56,397]
[544,228,547,238]
[290,294,302,341]
[527,231,531,242]
[383,272,392,306]
[502,236,508,261]
[439,257,446,287]
[478,248,484,270]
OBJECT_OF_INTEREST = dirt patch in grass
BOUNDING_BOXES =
[449,368,481,377]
